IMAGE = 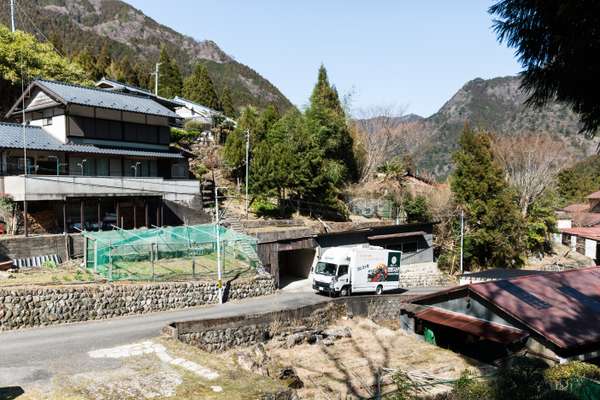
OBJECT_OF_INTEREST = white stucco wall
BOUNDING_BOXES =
[557,219,572,229]
[29,116,67,143]
[585,238,597,259]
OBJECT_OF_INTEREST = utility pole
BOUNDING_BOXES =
[10,0,15,32]
[245,129,250,218]
[152,63,161,96]
[460,209,464,274]
[214,185,223,304]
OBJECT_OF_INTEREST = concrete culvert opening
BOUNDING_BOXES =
[278,249,315,290]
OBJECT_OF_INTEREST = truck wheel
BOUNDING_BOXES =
[376,285,383,295]
[340,286,350,297]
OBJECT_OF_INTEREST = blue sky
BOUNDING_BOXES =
[127,0,520,117]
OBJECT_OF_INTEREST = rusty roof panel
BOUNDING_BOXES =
[469,267,600,351]
[415,307,528,344]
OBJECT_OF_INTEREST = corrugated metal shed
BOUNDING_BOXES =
[415,307,528,344]
[413,267,600,355]
[0,122,183,159]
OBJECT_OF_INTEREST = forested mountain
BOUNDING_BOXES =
[0,0,292,112]
[399,76,598,177]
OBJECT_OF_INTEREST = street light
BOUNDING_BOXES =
[48,155,61,176]
[131,161,141,177]
[77,159,87,176]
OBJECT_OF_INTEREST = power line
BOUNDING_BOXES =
[13,1,65,58]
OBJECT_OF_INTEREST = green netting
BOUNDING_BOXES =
[83,224,259,281]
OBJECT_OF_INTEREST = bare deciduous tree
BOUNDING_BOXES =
[492,134,573,216]
[353,106,409,183]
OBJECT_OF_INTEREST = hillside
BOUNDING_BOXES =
[0,0,292,111]
[405,76,598,177]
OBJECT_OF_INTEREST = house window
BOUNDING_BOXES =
[402,241,418,254]
[43,117,52,126]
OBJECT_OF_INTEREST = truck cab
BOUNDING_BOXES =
[312,245,401,296]
[312,247,352,296]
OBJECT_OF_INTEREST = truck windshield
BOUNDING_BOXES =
[315,262,337,276]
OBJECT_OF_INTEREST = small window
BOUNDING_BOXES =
[337,265,349,276]
[43,117,52,126]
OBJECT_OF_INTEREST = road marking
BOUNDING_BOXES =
[88,341,220,380]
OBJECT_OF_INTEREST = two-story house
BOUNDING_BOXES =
[0,79,201,235]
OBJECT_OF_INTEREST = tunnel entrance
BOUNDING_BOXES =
[278,248,315,290]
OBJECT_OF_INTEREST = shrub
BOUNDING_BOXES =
[251,198,291,218]
[494,356,550,400]
[544,361,600,387]
[450,371,494,400]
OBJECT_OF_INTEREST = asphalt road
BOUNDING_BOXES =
[0,287,440,390]
[0,291,332,388]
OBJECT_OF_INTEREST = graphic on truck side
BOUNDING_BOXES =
[367,251,401,282]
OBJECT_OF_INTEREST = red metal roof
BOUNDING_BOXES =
[469,267,600,351]
[367,231,426,241]
[562,203,590,213]
[560,227,600,241]
[587,191,600,200]
[415,307,528,344]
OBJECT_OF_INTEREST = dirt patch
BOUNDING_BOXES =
[22,338,286,400]
[262,317,488,399]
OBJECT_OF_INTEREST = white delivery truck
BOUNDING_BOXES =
[312,245,402,296]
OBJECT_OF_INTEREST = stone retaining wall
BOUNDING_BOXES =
[399,262,455,288]
[0,275,275,331]
[167,294,414,352]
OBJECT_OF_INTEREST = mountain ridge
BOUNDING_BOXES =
[404,75,597,177]
[0,0,292,111]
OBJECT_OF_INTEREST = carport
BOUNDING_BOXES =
[255,229,317,288]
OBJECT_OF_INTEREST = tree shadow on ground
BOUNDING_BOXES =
[0,386,25,400]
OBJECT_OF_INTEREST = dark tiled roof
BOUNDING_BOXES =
[96,78,181,109]
[36,80,178,118]
[0,122,182,159]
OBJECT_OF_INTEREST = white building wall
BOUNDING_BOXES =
[585,238,597,259]
[29,115,67,143]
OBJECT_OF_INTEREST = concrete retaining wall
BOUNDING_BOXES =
[0,275,275,331]
[0,233,84,262]
[166,294,416,352]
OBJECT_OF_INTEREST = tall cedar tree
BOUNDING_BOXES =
[451,127,526,269]
[221,86,236,117]
[157,47,182,98]
[183,64,221,110]
[223,106,260,178]
[305,65,357,182]
[490,0,600,133]
[95,43,111,80]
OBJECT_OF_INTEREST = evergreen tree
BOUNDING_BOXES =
[221,86,236,118]
[223,106,260,178]
[305,64,357,182]
[182,64,221,110]
[95,43,111,80]
[451,127,526,269]
[256,104,281,142]
[490,0,600,133]
[157,47,182,98]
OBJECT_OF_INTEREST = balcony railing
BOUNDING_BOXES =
[0,175,200,202]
